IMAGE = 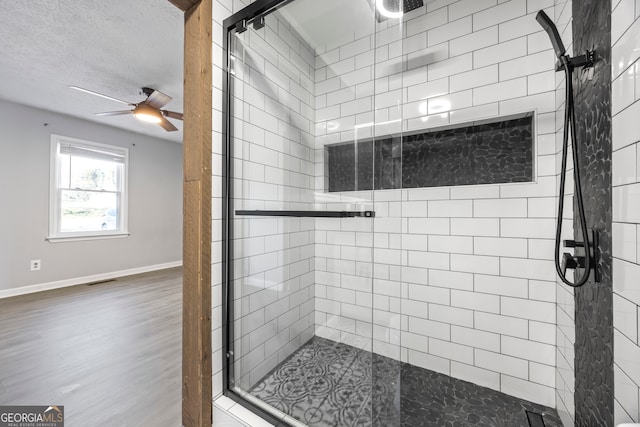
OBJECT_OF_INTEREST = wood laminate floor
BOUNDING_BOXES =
[0,267,182,427]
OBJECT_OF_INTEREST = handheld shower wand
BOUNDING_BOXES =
[535,10,566,58]
[535,10,599,287]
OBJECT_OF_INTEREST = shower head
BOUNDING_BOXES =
[373,0,424,22]
[535,10,566,59]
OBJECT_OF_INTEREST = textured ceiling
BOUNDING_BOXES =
[0,1,184,143]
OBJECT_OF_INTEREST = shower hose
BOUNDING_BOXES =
[555,55,591,287]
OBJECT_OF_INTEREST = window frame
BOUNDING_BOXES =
[48,134,130,242]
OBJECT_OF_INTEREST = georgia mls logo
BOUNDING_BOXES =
[0,405,64,427]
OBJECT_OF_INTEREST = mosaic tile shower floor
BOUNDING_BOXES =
[250,337,562,427]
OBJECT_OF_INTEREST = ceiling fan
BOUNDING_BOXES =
[68,85,183,132]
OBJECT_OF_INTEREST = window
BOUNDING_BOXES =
[49,135,129,241]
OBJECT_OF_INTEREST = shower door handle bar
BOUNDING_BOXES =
[235,210,376,218]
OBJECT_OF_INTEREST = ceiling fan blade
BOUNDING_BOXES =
[145,89,173,109]
[158,116,178,132]
[162,110,183,120]
[94,110,133,116]
[69,86,133,105]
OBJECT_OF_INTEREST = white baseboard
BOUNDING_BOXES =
[0,261,183,299]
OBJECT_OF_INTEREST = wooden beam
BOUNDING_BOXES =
[168,0,202,12]
[168,0,213,425]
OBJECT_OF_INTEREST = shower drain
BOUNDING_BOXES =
[525,410,546,427]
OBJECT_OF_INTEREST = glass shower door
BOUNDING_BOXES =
[225,12,321,402]
[224,1,382,425]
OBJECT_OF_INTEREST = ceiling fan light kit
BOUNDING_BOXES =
[133,104,162,123]
[68,85,183,132]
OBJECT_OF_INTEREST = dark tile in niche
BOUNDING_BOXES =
[402,116,533,189]
[327,141,374,192]
[374,137,402,190]
[326,114,533,192]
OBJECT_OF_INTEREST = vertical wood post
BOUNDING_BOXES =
[169,0,213,425]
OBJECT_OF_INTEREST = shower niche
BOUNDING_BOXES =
[326,112,534,192]
[222,0,559,426]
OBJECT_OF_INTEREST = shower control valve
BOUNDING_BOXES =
[561,253,585,276]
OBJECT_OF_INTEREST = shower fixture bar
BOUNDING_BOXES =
[235,210,375,218]
[536,9,599,287]
[555,50,595,71]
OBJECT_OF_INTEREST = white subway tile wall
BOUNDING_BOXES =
[213,0,568,423]
[612,0,640,424]
[312,0,558,408]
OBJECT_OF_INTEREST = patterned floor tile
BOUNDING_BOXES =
[249,337,562,427]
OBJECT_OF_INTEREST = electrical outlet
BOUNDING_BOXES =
[30,259,41,271]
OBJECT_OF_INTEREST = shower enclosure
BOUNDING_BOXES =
[222,1,562,425]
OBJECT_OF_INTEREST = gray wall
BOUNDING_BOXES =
[0,98,183,292]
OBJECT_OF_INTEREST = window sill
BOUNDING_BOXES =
[46,233,130,243]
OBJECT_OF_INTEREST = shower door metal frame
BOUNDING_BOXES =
[221,1,299,425]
